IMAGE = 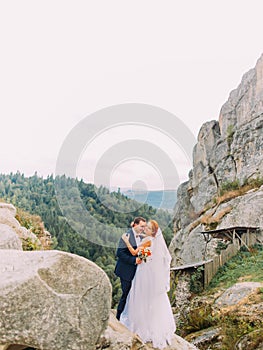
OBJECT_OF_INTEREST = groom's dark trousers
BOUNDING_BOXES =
[114,228,138,320]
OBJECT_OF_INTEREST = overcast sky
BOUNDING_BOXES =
[1,1,262,190]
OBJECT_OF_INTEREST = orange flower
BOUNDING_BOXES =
[138,247,152,262]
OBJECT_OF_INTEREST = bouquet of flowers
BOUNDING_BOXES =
[138,247,152,262]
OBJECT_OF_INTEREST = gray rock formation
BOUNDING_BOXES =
[171,186,263,264]
[214,282,263,308]
[0,223,22,250]
[171,54,263,265]
[0,203,42,250]
[0,250,112,350]
[98,310,198,350]
[235,329,263,350]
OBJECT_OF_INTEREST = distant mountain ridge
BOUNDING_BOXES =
[121,189,177,210]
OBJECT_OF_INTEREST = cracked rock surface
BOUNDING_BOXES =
[0,250,112,350]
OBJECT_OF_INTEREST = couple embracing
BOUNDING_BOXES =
[114,217,176,349]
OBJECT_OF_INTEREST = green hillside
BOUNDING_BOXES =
[0,172,174,306]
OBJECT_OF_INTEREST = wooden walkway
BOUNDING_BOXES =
[170,259,213,271]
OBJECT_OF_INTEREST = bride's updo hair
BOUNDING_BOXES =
[149,220,159,237]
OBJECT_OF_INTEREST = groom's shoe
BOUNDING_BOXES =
[116,311,121,320]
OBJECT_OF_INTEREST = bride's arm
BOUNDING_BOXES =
[121,234,151,256]
[121,234,139,255]
[140,237,152,248]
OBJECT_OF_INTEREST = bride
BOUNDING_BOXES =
[120,220,176,349]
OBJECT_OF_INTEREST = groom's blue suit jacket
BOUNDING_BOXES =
[114,228,138,281]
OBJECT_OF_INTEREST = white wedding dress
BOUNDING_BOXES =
[120,228,176,349]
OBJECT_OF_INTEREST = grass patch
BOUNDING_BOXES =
[15,208,46,236]
[218,177,263,202]
[226,124,235,148]
[200,206,232,230]
[207,245,263,291]
[183,303,217,335]
[220,313,262,350]
[187,177,263,233]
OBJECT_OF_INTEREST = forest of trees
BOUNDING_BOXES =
[0,172,174,307]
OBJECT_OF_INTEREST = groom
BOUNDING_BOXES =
[114,216,146,320]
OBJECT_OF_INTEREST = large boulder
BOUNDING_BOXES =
[214,282,263,309]
[0,249,112,350]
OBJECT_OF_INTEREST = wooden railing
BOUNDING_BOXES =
[203,229,260,286]
[204,244,239,286]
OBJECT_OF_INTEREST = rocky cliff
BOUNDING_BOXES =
[170,54,263,265]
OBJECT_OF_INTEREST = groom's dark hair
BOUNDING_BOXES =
[132,216,146,226]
